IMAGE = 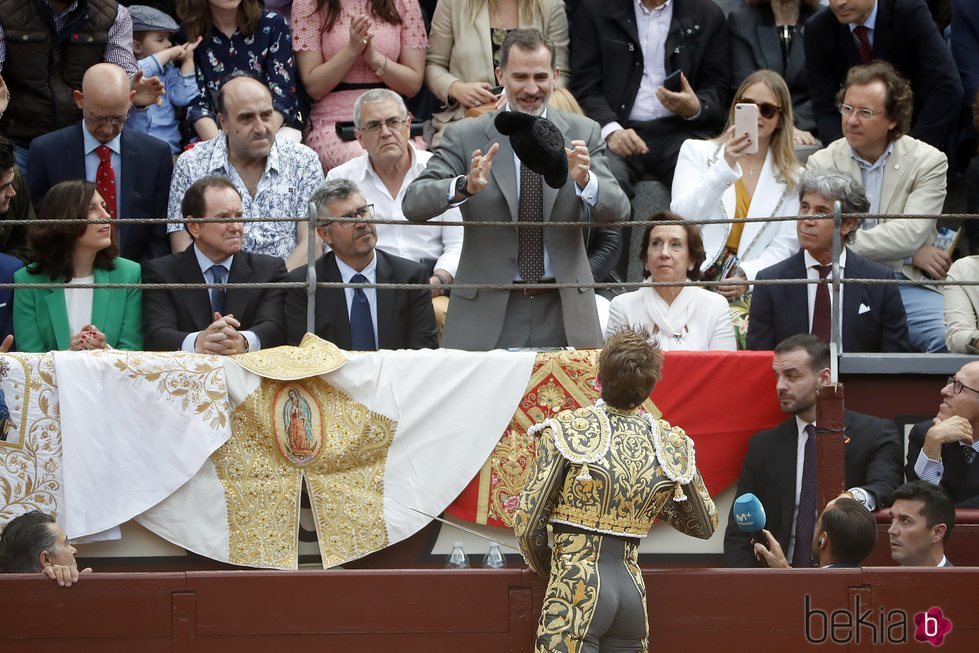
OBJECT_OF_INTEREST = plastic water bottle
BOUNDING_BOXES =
[482,542,506,569]
[445,541,470,569]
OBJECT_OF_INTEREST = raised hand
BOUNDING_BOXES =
[347,15,373,55]
[464,142,500,195]
[565,139,591,188]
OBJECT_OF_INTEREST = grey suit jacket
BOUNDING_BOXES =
[402,108,629,351]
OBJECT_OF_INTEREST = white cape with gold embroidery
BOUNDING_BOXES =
[54,350,232,539]
[0,354,64,527]
[135,347,534,569]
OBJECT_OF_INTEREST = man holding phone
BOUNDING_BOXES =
[570,0,730,195]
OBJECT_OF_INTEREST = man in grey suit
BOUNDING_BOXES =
[402,28,629,351]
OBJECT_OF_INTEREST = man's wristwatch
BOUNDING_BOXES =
[455,175,473,198]
[848,487,871,509]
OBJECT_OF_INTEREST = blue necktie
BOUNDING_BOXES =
[349,273,376,351]
[209,264,227,315]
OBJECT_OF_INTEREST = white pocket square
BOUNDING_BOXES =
[858,303,871,315]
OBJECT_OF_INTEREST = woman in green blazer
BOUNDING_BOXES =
[13,180,143,352]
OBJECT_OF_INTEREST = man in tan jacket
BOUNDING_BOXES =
[807,62,948,352]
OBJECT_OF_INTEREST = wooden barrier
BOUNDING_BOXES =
[2,568,976,652]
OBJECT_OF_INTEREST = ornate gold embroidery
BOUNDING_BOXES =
[0,354,62,522]
[483,351,660,526]
[534,532,602,653]
[233,333,347,380]
[215,376,396,569]
[111,352,229,430]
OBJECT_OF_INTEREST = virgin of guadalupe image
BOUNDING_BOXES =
[284,389,314,458]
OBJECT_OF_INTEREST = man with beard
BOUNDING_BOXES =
[402,28,629,351]
[723,334,902,567]
[166,73,323,271]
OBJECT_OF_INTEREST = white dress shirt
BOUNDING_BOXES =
[327,146,463,277]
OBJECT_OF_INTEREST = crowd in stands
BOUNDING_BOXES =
[2,0,979,576]
[0,0,974,356]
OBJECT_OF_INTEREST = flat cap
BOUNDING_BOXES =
[129,5,179,33]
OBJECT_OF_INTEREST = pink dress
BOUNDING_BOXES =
[292,0,429,172]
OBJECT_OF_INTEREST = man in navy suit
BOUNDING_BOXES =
[26,63,172,263]
[724,334,903,567]
[142,176,288,354]
[804,0,962,148]
[747,169,911,353]
[285,179,437,350]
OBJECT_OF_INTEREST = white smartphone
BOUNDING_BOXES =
[734,103,759,155]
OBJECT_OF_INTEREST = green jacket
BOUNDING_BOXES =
[13,257,143,352]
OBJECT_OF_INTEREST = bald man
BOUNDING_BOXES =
[27,63,172,263]
[907,360,979,508]
[166,74,323,271]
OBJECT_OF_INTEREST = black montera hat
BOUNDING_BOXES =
[494,111,568,189]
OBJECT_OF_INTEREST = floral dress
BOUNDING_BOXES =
[186,11,301,129]
[291,0,428,172]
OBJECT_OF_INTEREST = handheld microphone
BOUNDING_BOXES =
[733,493,769,549]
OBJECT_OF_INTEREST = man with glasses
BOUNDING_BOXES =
[906,362,979,508]
[804,0,961,149]
[25,63,172,262]
[327,89,462,336]
[284,178,437,350]
[167,74,324,271]
[142,175,287,354]
[807,62,949,353]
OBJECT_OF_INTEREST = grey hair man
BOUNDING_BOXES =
[746,168,911,352]
[327,89,463,335]
[284,178,437,350]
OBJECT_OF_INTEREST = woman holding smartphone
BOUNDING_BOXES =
[671,70,801,302]
[424,0,569,147]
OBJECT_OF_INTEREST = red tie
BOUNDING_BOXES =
[811,264,832,343]
[853,26,873,65]
[96,144,118,241]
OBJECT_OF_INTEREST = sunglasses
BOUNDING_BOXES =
[737,98,781,120]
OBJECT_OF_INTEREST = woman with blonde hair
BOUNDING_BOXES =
[425,0,569,146]
[671,69,801,301]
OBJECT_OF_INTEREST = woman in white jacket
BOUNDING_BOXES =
[671,69,801,299]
